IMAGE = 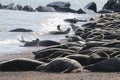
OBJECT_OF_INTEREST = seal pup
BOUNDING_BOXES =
[110,51,120,58]
[103,41,120,47]
[90,51,110,58]
[32,44,69,55]
[38,51,71,62]
[69,46,83,51]
[39,40,60,46]
[0,58,45,71]
[36,57,83,73]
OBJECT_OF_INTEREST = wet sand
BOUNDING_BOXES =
[0,50,120,80]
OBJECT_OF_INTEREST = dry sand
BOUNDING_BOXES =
[0,50,120,80]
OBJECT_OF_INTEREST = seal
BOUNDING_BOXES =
[34,48,76,59]
[90,51,110,58]
[32,44,69,55]
[39,40,60,46]
[65,54,90,66]
[49,27,71,35]
[0,58,45,71]
[65,35,84,42]
[36,57,83,73]
[9,28,33,32]
[85,58,120,72]
[38,51,71,62]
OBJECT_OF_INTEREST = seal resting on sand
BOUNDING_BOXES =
[39,40,60,46]
[0,58,44,71]
[34,48,76,59]
[85,58,120,72]
[65,54,90,66]
[36,57,83,73]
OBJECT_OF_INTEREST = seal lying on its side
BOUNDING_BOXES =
[36,57,83,73]
[65,54,90,66]
[34,48,76,59]
[85,58,120,72]
[0,58,45,71]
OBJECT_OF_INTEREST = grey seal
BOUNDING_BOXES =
[0,58,44,71]
[36,57,83,73]
[85,58,120,72]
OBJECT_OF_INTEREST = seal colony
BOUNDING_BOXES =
[1,0,120,73]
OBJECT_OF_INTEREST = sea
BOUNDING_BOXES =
[0,0,107,55]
